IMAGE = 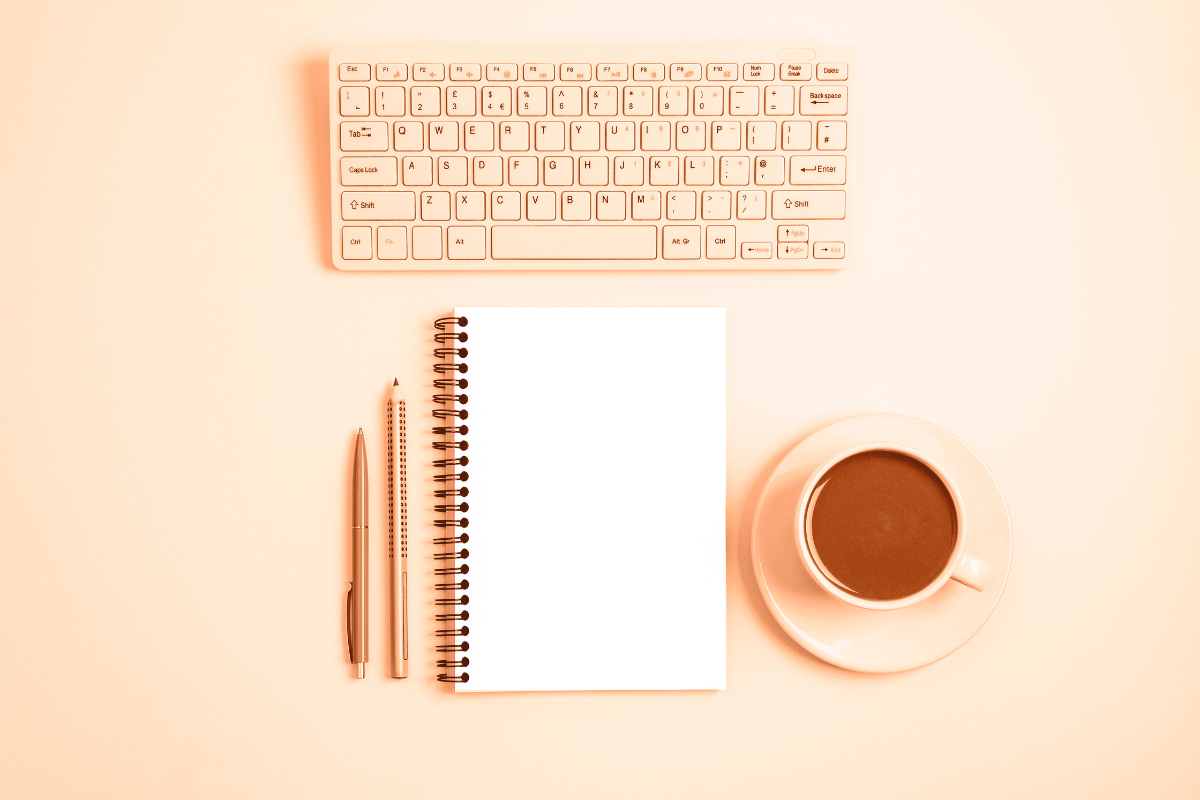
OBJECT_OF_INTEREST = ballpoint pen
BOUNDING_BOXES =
[348,429,368,679]
[388,379,409,678]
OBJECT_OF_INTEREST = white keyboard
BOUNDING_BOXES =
[328,45,855,270]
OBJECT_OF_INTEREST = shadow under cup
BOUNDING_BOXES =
[805,450,958,603]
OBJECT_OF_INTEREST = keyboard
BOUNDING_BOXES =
[328,45,856,270]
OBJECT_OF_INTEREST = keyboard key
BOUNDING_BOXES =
[597,63,628,81]
[659,86,688,116]
[542,156,573,186]
[401,156,433,186]
[737,190,767,219]
[341,121,388,151]
[570,121,600,151]
[491,191,521,220]
[490,225,656,259]
[707,63,737,81]
[342,226,372,258]
[675,121,705,151]
[524,63,554,81]
[526,191,556,220]
[464,121,494,151]
[701,190,731,220]
[482,87,512,116]
[666,191,696,220]
[817,63,848,80]
[393,122,423,151]
[411,226,442,259]
[499,121,530,151]
[376,63,408,81]
[782,120,812,150]
[421,191,451,220]
[517,86,547,116]
[561,191,591,220]
[377,226,408,259]
[487,63,518,80]
[534,121,565,151]
[339,63,370,81]
[711,121,741,150]
[777,224,809,241]
[588,86,619,116]
[684,156,714,186]
[671,63,702,81]
[800,85,848,116]
[649,156,679,186]
[596,191,626,220]
[410,87,440,116]
[606,122,635,150]
[743,63,774,80]
[447,226,485,259]
[428,121,458,151]
[552,86,583,116]
[813,241,845,258]
[341,156,398,185]
[614,156,644,186]
[437,156,468,186]
[578,156,608,185]
[741,242,772,258]
[560,63,591,81]
[781,62,812,81]
[340,86,370,116]
[754,156,785,185]
[789,155,846,185]
[413,64,445,81]
[720,156,750,186]
[623,86,653,116]
[770,190,847,219]
[449,64,481,81]
[663,226,702,258]
[706,225,735,258]
[693,87,723,116]
[374,87,405,117]
[641,121,670,151]
[764,85,794,115]
[729,86,760,116]
[455,192,485,220]
[341,191,416,220]
[472,156,503,186]
[507,156,538,185]
[631,190,661,219]
[746,121,776,151]
[816,120,847,150]
[446,86,477,116]
[779,242,808,258]
[634,63,665,81]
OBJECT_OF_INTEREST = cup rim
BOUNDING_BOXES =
[794,441,967,611]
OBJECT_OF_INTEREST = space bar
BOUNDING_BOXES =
[491,225,658,260]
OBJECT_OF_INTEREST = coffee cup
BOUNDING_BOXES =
[794,443,993,611]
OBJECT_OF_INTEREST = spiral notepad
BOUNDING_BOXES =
[432,307,726,692]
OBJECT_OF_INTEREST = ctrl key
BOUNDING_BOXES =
[342,226,372,259]
[812,241,845,259]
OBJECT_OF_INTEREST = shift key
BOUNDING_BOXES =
[771,190,846,219]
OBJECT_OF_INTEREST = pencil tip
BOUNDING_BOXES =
[393,378,399,385]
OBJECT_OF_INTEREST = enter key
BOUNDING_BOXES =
[788,155,846,185]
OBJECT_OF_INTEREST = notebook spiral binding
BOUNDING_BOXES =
[433,315,470,683]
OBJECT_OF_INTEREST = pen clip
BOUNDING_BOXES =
[346,582,354,662]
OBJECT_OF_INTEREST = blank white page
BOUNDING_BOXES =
[455,308,726,692]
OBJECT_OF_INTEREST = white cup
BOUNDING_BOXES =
[794,442,993,611]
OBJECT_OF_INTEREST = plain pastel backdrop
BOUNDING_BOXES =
[1,0,1197,797]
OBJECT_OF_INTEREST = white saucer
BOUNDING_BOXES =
[751,414,1012,673]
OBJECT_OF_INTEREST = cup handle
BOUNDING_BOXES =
[951,552,993,592]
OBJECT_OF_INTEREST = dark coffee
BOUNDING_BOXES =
[808,450,956,602]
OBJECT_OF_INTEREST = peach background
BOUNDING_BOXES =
[1,0,1198,797]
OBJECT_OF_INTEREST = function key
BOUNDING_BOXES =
[449,63,482,81]
[487,63,518,80]
[816,62,848,80]
[707,63,737,81]
[743,63,775,80]
[560,63,592,80]
[524,63,555,81]
[339,63,371,81]
[598,63,628,81]
[376,63,408,81]
[413,64,445,81]
[633,63,666,81]
[781,62,812,81]
[671,63,702,81]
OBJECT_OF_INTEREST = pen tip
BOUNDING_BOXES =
[358,427,363,434]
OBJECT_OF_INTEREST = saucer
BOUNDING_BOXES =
[751,414,1012,673]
